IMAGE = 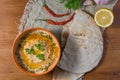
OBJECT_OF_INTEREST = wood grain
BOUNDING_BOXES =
[84,0,120,80]
[0,0,52,80]
[0,0,120,80]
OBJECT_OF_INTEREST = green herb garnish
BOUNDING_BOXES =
[63,0,82,10]
[44,66,49,71]
[44,62,51,71]
[25,48,34,54]
[35,42,44,51]
[37,54,45,60]
[46,35,52,41]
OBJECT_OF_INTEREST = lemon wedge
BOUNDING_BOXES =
[94,8,114,27]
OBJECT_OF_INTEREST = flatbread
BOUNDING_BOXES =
[59,10,103,73]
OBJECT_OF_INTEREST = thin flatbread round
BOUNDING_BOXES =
[59,10,103,73]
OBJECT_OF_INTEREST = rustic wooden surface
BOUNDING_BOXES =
[0,0,120,80]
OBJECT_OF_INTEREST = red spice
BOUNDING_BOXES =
[42,0,70,17]
[38,13,75,25]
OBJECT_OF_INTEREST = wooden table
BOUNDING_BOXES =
[0,0,120,80]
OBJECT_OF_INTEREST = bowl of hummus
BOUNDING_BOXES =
[12,28,61,76]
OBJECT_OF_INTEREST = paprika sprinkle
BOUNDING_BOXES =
[37,13,75,25]
[42,0,70,17]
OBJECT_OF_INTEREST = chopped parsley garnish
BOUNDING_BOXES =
[48,35,53,41]
[44,62,51,71]
[37,54,45,60]
[25,48,34,54]
[35,42,44,51]
[46,35,52,41]
[44,66,49,71]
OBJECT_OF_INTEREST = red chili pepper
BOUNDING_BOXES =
[42,0,70,17]
[38,13,75,25]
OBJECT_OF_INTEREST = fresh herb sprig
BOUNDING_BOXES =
[63,0,83,10]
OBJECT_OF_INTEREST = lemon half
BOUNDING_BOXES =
[94,8,114,28]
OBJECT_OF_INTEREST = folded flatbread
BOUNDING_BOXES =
[53,10,103,80]
[59,10,103,73]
